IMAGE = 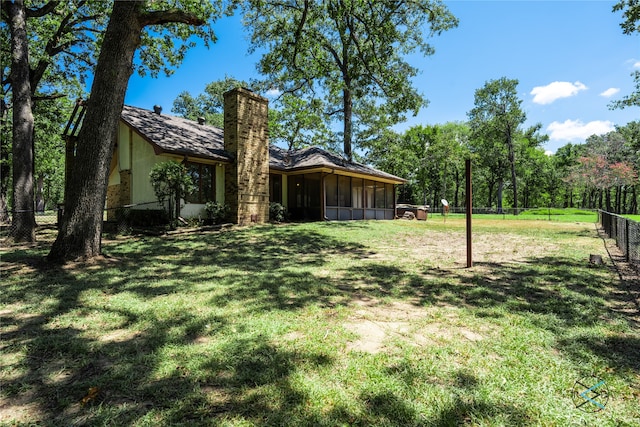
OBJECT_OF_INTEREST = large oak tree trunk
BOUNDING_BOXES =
[7,1,36,242]
[49,1,144,262]
[48,1,205,262]
[0,137,10,224]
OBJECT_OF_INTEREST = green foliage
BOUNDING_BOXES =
[613,0,640,35]
[242,0,458,158]
[269,202,287,223]
[609,70,640,109]
[268,94,333,151]
[204,200,229,224]
[172,75,247,128]
[468,77,527,212]
[33,98,74,210]
[149,161,195,219]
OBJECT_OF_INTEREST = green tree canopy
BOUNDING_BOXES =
[468,77,526,213]
[172,75,247,128]
[240,0,458,160]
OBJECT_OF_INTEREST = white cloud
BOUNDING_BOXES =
[634,61,640,69]
[544,150,554,156]
[600,87,620,98]
[530,81,587,105]
[547,119,614,141]
[265,88,282,97]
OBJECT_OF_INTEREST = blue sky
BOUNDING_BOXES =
[124,0,639,154]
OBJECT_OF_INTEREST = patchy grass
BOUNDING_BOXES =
[1,219,639,426]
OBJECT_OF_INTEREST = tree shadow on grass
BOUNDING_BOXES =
[0,225,372,424]
[2,223,637,425]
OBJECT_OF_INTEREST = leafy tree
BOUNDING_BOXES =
[613,0,640,35]
[1,0,109,242]
[49,0,220,262]
[33,97,69,211]
[609,71,640,109]
[367,123,469,208]
[610,1,640,109]
[554,143,584,207]
[241,0,458,160]
[150,161,194,220]
[173,77,332,151]
[434,122,470,207]
[172,75,247,128]
[468,77,526,213]
[268,93,332,151]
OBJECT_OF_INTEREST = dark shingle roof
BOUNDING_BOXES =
[121,105,405,183]
[121,105,231,162]
[269,145,405,183]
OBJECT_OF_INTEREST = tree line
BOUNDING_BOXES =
[364,78,639,215]
[1,0,637,262]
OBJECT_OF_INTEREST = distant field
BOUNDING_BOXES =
[433,208,597,223]
[622,214,640,222]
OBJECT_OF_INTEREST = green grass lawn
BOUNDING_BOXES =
[438,208,597,223]
[2,218,639,426]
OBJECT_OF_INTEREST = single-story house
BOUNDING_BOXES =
[106,87,405,224]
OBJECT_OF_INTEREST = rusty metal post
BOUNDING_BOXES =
[466,159,472,268]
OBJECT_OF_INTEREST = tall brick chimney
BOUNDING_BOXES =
[223,88,270,225]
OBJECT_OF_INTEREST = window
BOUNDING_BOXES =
[385,184,395,209]
[338,176,351,207]
[375,183,386,208]
[352,179,363,208]
[186,162,215,203]
[325,175,338,207]
[364,180,375,208]
[270,174,283,204]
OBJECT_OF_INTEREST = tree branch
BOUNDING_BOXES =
[26,0,59,18]
[138,9,205,27]
[291,0,309,68]
[31,93,66,102]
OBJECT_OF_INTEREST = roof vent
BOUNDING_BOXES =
[153,105,162,115]
[197,116,206,125]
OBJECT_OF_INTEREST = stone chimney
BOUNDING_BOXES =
[223,88,269,225]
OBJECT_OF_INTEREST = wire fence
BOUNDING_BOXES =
[598,210,640,269]
[1,201,165,234]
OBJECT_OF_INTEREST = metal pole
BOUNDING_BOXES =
[466,159,472,268]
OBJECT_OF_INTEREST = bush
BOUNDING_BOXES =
[269,202,287,223]
[149,161,194,219]
[204,201,229,224]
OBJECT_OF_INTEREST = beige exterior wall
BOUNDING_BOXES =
[118,122,131,170]
[224,88,270,225]
[109,120,228,219]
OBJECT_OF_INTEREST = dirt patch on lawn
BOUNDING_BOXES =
[0,391,45,425]
[343,298,484,354]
